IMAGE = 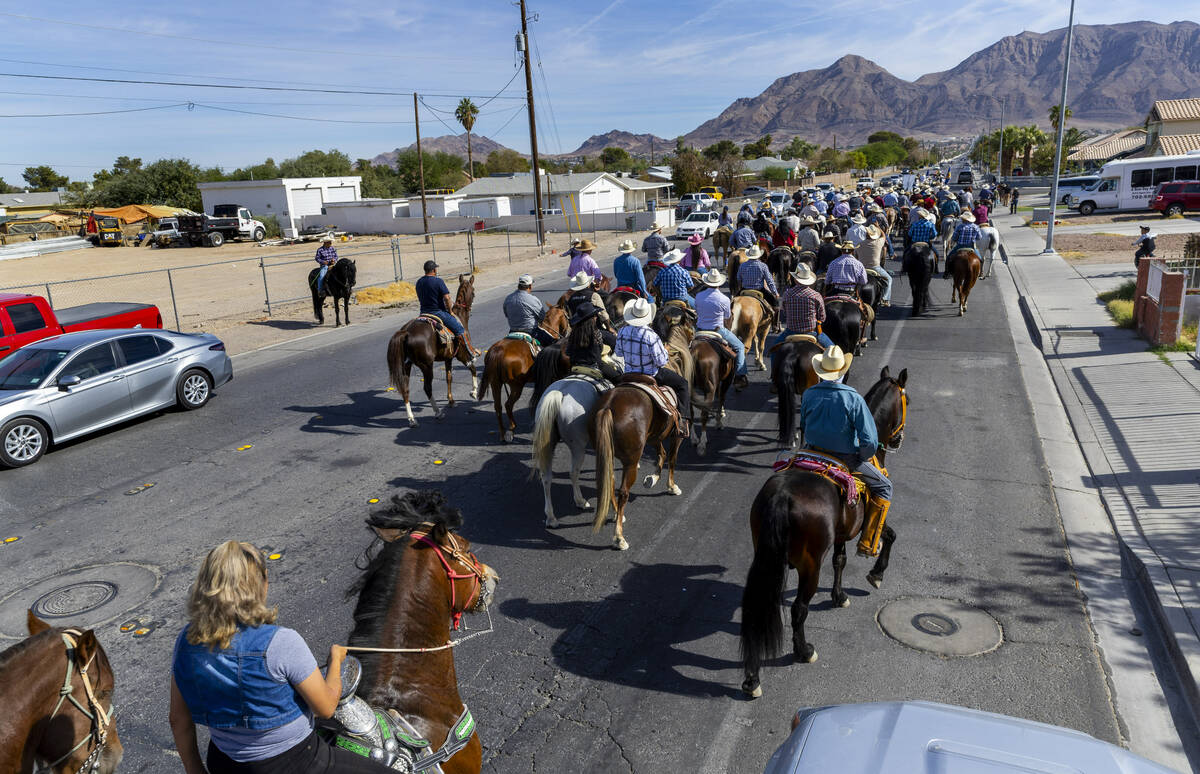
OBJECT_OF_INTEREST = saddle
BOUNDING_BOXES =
[646,260,666,270]
[825,293,874,325]
[695,329,737,362]
[618,373,680,427]
[417,314,456,348]
[613,285,644,297]
[505,331,540,357]
[737,289,774,319]
[664,299,690,310]
[773,451,869,507]
[564,370,612,392]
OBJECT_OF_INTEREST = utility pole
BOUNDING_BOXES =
[413,92,430,244]
[1044,0,1076,254]
[519,0,545,247]
[997,97,1006,179]
[650,137,655,165]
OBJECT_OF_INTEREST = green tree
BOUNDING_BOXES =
[742,135,772,159]
[762,167,790,183]
[483,148,529,174]
[85,158,204,210]
[702,140,740,162]
[675,136,687,154]
[22,165,69,191]
[228,158,281,181]
[455,97,480,179]
[867,131,905,145]
[1017,125,1047,174]
[669,148,708,195]
[813,146,840,172]
[1048,104,1072,133]
[844,151,868,173]
[781,137,817,160]
[599,146,632,169]
[278,149,353,178]
[701,141,745,196]
[0,178,19,193]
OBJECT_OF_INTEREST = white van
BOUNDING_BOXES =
[1068,151,1200,215]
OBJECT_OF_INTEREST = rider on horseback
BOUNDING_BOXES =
[504,274,554,346]
[641,227,670,262]
[416,260,481,358]
[651,249,696,308]
[314,237,337,293]
[771,264,835,373]
[946,212,983,279]
[695,269,749,390]
[613,240,648,297]
[799,346,893,558]
[824,243,869,297]
[566,271,613,328]
[735,245,779,320]
[616,298,691,436]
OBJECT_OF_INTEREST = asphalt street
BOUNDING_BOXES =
[0,242,1142,772]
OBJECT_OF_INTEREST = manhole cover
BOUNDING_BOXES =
[0,563,160,638]
[876,597,1002,657]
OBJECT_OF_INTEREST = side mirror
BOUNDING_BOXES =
[57,374,81,392]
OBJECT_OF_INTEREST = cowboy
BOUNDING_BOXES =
[503,274,554,346]
[796,219,822,252]
[947,211,983,277]
[771,264,834,374]
[865,205,894,259]
[815,230,841,273]
[560,237,583,262]
[1008,186,1020,214]
[881,187,899,208]
[812,196,829,216]
[415,259,481,358]
[972,200,990,226]
[845,213,869,248]
[856,224,892,307]
[736,244,779,318]
[314,236,337,292]
[939,195,960,218]
[565,271,612,328]
[641,226,670,260]
[1133,225,1157,265]
[695,268,749,390]
[567,239,605,284]
[780,208,801,235]
[825,242,869,296]
[730,221,756,250]
[651,249,696,308]
[799,198,821,220]
[613,239,649,297]
[907,210,939,258]
[616,298,691,436]
[798,345,893,557]
[718,205,733,229]
[566,301,622,382]
[737,202,755,226]
[831,197,850,219]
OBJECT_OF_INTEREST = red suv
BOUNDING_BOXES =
[1151,180,1200,216]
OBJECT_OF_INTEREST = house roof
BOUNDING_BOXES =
[196,176,361,189]
[1148,98,1200,123]
[454,172,609,197]
[1154,134,1200,156]
[612,177,671,191]
[1067,129,1147,161]
[0,191,65,208]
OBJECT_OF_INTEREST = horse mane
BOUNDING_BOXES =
[363,490,462,541]
[0,629,54,666]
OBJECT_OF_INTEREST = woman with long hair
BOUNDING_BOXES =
[169,541,389,774]
[566,304,623,382]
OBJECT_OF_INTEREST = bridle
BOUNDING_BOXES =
[409,529,488,631]
[883,386,908,451]
[40,629,115,774]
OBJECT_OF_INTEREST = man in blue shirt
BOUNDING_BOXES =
[730,223,756,250]
[652,250,695,307]
[946,211,983,278]
[907,210,938,259]
[694,268,748,389]
[939,196,960,217]
[641,227,670,261]
[415,260,480,358]
[613,239,648,297]
[798,345,893,557]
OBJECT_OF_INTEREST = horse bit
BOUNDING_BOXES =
[39,629,115,774]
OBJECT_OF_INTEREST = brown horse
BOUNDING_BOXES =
[478,306,569,443]
[711,226,734,266]
[731,295,772,371]
[387,274,479,427]
[689,334,736,456]
[725,249,746,294]
[348,490,499,774]
[739,367,908,698]
[769,336,825,448]
[948,247,982,316]
[1,612,122,774]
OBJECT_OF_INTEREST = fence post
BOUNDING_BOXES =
[44,283,53,308]
[592,211,597,240]
[390,238,401,282]
[506,230,512,263]
[165,269,182,330]
[468,231,476,273]
[431,234,437,265]
[259,257,272,316]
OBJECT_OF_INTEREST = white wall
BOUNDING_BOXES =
[200,177,361,237]
[299,208,673,235]
[200,183,289,230]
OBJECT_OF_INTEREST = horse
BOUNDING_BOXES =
[347,490,499,774]
[976,225,1000,279]
[856,271,888,342]
[0,612,123,774]
[605,290,639,326]
[726,249,746,295]
[531,375,607,527]
[386,274,479,427]
[948,247,982,316]
[739,366,908,698]
[308,257,357,326]
[770,336,825,449]
[822,297,865,356]
[688,334,736,456]
[903,242,936,317]
[731,295,772,371]
[478,306,570,443]
[938,216,958,267]
[766,247,798,295]
[711,226,734,266]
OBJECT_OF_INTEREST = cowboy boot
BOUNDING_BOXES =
[460,330,482,359]
[856,498,891,557]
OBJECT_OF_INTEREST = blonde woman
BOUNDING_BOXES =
[169,541,387,773]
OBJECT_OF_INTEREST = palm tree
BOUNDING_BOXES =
[1048,104,1072,133]
[1017,125,1047,175]
[455,98,479,180]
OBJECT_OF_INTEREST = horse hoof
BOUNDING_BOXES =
[408,418,419,428]
[613,537,629,551]
[668,484,682,496]
[435,410,446,420]
[576,498,593,510]
[503,431,514,443]
[742,682,763,699]
[470,390,478,400]
[835,595,850,609]
[796,647,818,664]
[544,516,558,529]
[867,573,883,589]
[643,474,659,489]
[697,441,707,456]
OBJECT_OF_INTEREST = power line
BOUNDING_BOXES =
[0,103,189,118]
[490,103,528,136]
[193,103,419,125]
[530,32,564,156]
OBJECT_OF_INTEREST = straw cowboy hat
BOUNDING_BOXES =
[623,297,654,327]
[812,345,853,381]
[576,238,597,252]
[921,210,937,222]
[791,264,817,286]
[838,241,858,252]
[569,271,595,291]
[822,230,838,240]
[867,204,883,214]
[850,213,867,225]
[618,239,637,253]
[960,211,976,223]
[661,248,684,265]
[744,245,764,260]
[687,234,704,245]
[700,268,726,288]
[865,224,884,240]
[651,225,663,233]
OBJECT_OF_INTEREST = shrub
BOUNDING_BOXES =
[257,214,281,238]
[1105,299,1134,328]
[1097,280,1135,303]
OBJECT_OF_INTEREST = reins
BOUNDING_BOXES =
[41,629,114,774]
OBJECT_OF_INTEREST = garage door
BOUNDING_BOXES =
[290,188,324,215]
[325,186,356,203]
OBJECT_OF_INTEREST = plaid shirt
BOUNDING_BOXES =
[908,218,937,245]
[737,259,778,294]
[952,221,983,248]
[826,254,868,287]
[616,324,668,375]
[782,285,826,332]
[315,245,338,266]
[651,264,694,300]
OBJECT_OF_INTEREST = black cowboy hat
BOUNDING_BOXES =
[569,302,602,326]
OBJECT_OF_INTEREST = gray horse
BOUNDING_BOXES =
[531,375,609,528]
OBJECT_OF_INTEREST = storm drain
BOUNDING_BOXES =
[0,563,160,638]
[876,597,1002,657]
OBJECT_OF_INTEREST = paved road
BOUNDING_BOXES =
[0,251,1137,772]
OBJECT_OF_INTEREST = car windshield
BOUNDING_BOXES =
[685,213,708,222]
[0,347,70,390]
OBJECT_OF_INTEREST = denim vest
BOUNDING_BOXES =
[173,624,304,730]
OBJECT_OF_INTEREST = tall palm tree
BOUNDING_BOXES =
[1047,104,1072,133]
[455,97,479,180]
[1018,125,1047,174]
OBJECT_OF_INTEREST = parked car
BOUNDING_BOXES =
[742,186,769,197]
[678,193,716,209]
[764,701,1175,774]
[698,185,725,201]
[1151,180,1200,216]
[814,183,833,192]
[764,192,791,211]
[856,177,876,190]
[674,211,721,240]
[0,328,233,467]
[0,293,162,357]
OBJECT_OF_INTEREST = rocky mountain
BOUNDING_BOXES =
[371,134,511,168]
[682,20,1200,146]
[567,130,675,157]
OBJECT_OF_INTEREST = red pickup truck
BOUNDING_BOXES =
[0,293,163,357]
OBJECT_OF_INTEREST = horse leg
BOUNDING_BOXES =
[334,296,342,327]
[831,541,850,608]
[493,379,508,442]
[614,459,639,551]
[504,382,522,442]
[665,434,683,496]
[867,524,897,588]
[569,439,591,510]
[792,565,819,663]
[344,295,351,325]
[466,358,479,400]
[312,289,325,324]
[424,363,443,420]
[541,427,559,528]
[402,361,418,427]
[644,442,664,489]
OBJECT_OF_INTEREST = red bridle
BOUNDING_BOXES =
[411,531,486,630]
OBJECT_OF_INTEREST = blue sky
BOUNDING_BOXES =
[0,1,1183,180]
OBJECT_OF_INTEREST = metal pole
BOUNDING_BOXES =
[390,238,400,282]
[506,229,512,263]
[592,210,597,240]
[259,257,272,315]
[166,269,182,330]
[44,283,53,307]
[431,234,437,265]
[997,96,1006,180]
[519,0,545,247]
[467,231,475,273]
[414,92,431,245]
[1044,0,1075,254]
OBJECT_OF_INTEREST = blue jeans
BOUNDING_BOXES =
[770,328,834,373]
[317,265,330,291]
[808,448,893,501]
[705,327,746,376]
[424,309,464,336]
[870,269,893,303]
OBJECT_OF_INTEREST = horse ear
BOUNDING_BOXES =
[897,368,908,388]
[74,629,99,664]
[27,609,51,635]
[879,366,890,382]
[371,526,407,543]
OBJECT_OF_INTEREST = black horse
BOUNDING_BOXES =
[766,247,798,294]
[308,257,357,326]
[902,242,935,317]
[823,297,864,357]
[856,272,889,342]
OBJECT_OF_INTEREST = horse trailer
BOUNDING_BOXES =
[1068,151,1200,215]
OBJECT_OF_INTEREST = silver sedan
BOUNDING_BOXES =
[0,328,233,467]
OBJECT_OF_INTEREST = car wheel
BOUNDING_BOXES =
[1,418,48,467]
[176,369,213,410]
[1165,203,1184,217]
[1079,202,1096,216]
[253,227,266,242]
[208,231,225,248]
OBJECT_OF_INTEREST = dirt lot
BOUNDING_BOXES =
[1053,231,1197,264]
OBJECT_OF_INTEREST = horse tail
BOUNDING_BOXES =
[477,346,497,403]
[774,346,797,447]
[386,331,407,391]
[528,344,562,411]
[591,406,615,533]
[740,480,792,677]
[530,387,562,477]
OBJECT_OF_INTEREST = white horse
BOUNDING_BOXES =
[531,375,607,528]
[976,225,1001,279]
[939,216,959,268]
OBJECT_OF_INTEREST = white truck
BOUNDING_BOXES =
[175,204,267,247]
[1068,151,1200,215]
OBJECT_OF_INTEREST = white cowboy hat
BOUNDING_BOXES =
[623,297,654,327]
[960,211,976,223]
[661,248,684,265]
[850,213,867,224]
[618,239,637,253]
[700,268,726,287]
[744,245,763,260]
[867,204,883,213]
[812,345,853,380]
[568,271,594,291]
[791,264,817,286]
[865,224,884,240]
[921,210,937,222]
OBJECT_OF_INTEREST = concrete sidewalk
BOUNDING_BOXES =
[996,211,1200,741]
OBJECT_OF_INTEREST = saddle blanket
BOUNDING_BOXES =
[695,329,737,361]
[646,260,666,270]
[505,331,540,357]
[418,314,455,346]
[564,370,612,393]
[613,286,644,296]
[620,374,679,419]
[773,451,866,506]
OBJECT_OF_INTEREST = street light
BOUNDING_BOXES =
[1043,0,1076,254]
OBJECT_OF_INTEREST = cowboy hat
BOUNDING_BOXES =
[700,268,726,287]
[743,245,763,260]
[850,213,867,224]
[661,248,684,265]
[569,237,582,246]
[812,344,853,381]
[838,241,858,251]
[570,302,602,327]
[576,238,597,252]
[867,204,883,213]
[791,264,817,286]
[568,271,595,291]
[687,234,704,245]
[822,230,837,239]
[651,225,663,233]
[618,239,637,253]
[921,210,937,222]
[322,236,333,243]
[960,211,976,223]
[865,224,883,240]
[623,297,654,327]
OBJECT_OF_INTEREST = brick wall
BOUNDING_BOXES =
[1134,259,1185,345]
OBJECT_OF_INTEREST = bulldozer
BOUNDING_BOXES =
[80,212,126,247]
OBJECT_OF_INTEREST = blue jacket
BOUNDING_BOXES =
[731,226,756,248]
[173,625,305,730]
[613,253,648,296]
[798,381,879,460]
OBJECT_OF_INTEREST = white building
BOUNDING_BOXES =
[743,156,805,178]
[455,172,631,216]
[196,176,362,237]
